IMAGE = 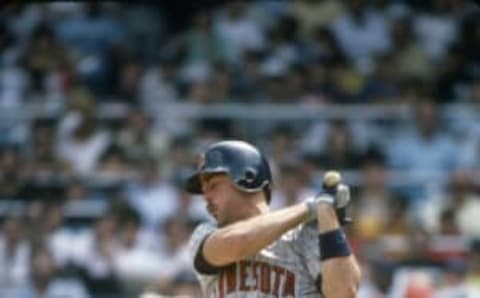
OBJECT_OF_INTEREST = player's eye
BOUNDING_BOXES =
[209,182,217,191]
[204,181,213,192]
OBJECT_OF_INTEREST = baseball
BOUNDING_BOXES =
[323,171,342,188]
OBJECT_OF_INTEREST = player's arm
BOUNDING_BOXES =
[200,203,310,268]
[316,204,361,297]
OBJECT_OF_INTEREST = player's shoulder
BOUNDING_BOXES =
[188,222,218,255]
[191,221,218,238]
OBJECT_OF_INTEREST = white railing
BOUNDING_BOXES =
[0,102,478,121]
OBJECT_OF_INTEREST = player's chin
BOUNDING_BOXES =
[208,209,217,219]
[216,216,228,227]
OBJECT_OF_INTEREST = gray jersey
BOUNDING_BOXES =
[188,222,323,298]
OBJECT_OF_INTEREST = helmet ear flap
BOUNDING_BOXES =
[243,167,257,183]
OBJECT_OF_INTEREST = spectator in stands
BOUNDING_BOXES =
[433,45,469,102]
[331,0,391,71]
[384,197,410,238]
[117,109,170,164]
[387,99,457,203]
[266,125,296,172]
[437,209,461,236]
[303,59,331,104]
[389,16,433,81]
[261,16,302,80]
[37,203,72,268]
[0,147,22,199]
[187,78,213,105]
[263,74,291,103]
[57,111,111,177]
[0,21,19,67]
[451,0,480,19]
[398,78,433,105]
[125,158,178,229]
[95,145,133,181]
[466,241,480,292]
[188,74,236,138]
[0,216,29,291]
[459,12,480,82]
[0,21,28,109]
[435,260,471,297]
[361,54,401,102]
[186,68,233,125]
[22,23,70,96]
[214,1,265,64]
[24,201,46,241]
[284,65,309,101]
[166,271,202,297]
[422,170,480,238]
[64,179,89,203]
[57,88,111,177]
[0,64,28,109]
[56,2,123,57]
[291,0,345,38]
[374,197,411,263]
[182,10,228,68]
[115,59,144,105]
[390,269,435,298]
[414,0,459,62]
[72,212,122,297]
[140,58,180,109]
[23,120,71,180]
[167,171,209,223]
[317,120,362,169]
[177,187,209,223]
[453,80,480,170]
[120,4,166,63]
[113,207,162,296]
[399,228,445,268]
[270,159,316,210]
[5,246,89,298]
[151,215,193,292]
[356,260,386,298]
[164,137,196,178]
[296,153,322,190]
[209,64,234,102]
[1,5,44,48]
[305,27,346,66]
[56,3,125,94]
[354,155,392,243]
[233,50,264,100]
[329,57,370,102]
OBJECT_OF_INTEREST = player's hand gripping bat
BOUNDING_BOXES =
[322,171,352,225]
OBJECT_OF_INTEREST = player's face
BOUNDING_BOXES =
[201,174,246,226]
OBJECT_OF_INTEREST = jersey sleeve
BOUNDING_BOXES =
[188,222,220,273]
[188,222,220,296]
[293,222,322,282]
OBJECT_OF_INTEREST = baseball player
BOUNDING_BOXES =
[185,140,360,297]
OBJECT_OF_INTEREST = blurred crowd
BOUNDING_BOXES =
[1,1,480,297]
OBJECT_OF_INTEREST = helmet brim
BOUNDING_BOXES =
[184,168,229,194]
[184,172,202,194]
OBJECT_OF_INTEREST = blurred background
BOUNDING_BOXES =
[0,1,480,297]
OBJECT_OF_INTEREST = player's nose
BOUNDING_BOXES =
[203,194,214,204]
[201,184,214,201]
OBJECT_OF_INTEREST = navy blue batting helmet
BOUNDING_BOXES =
[185,140,272,201]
